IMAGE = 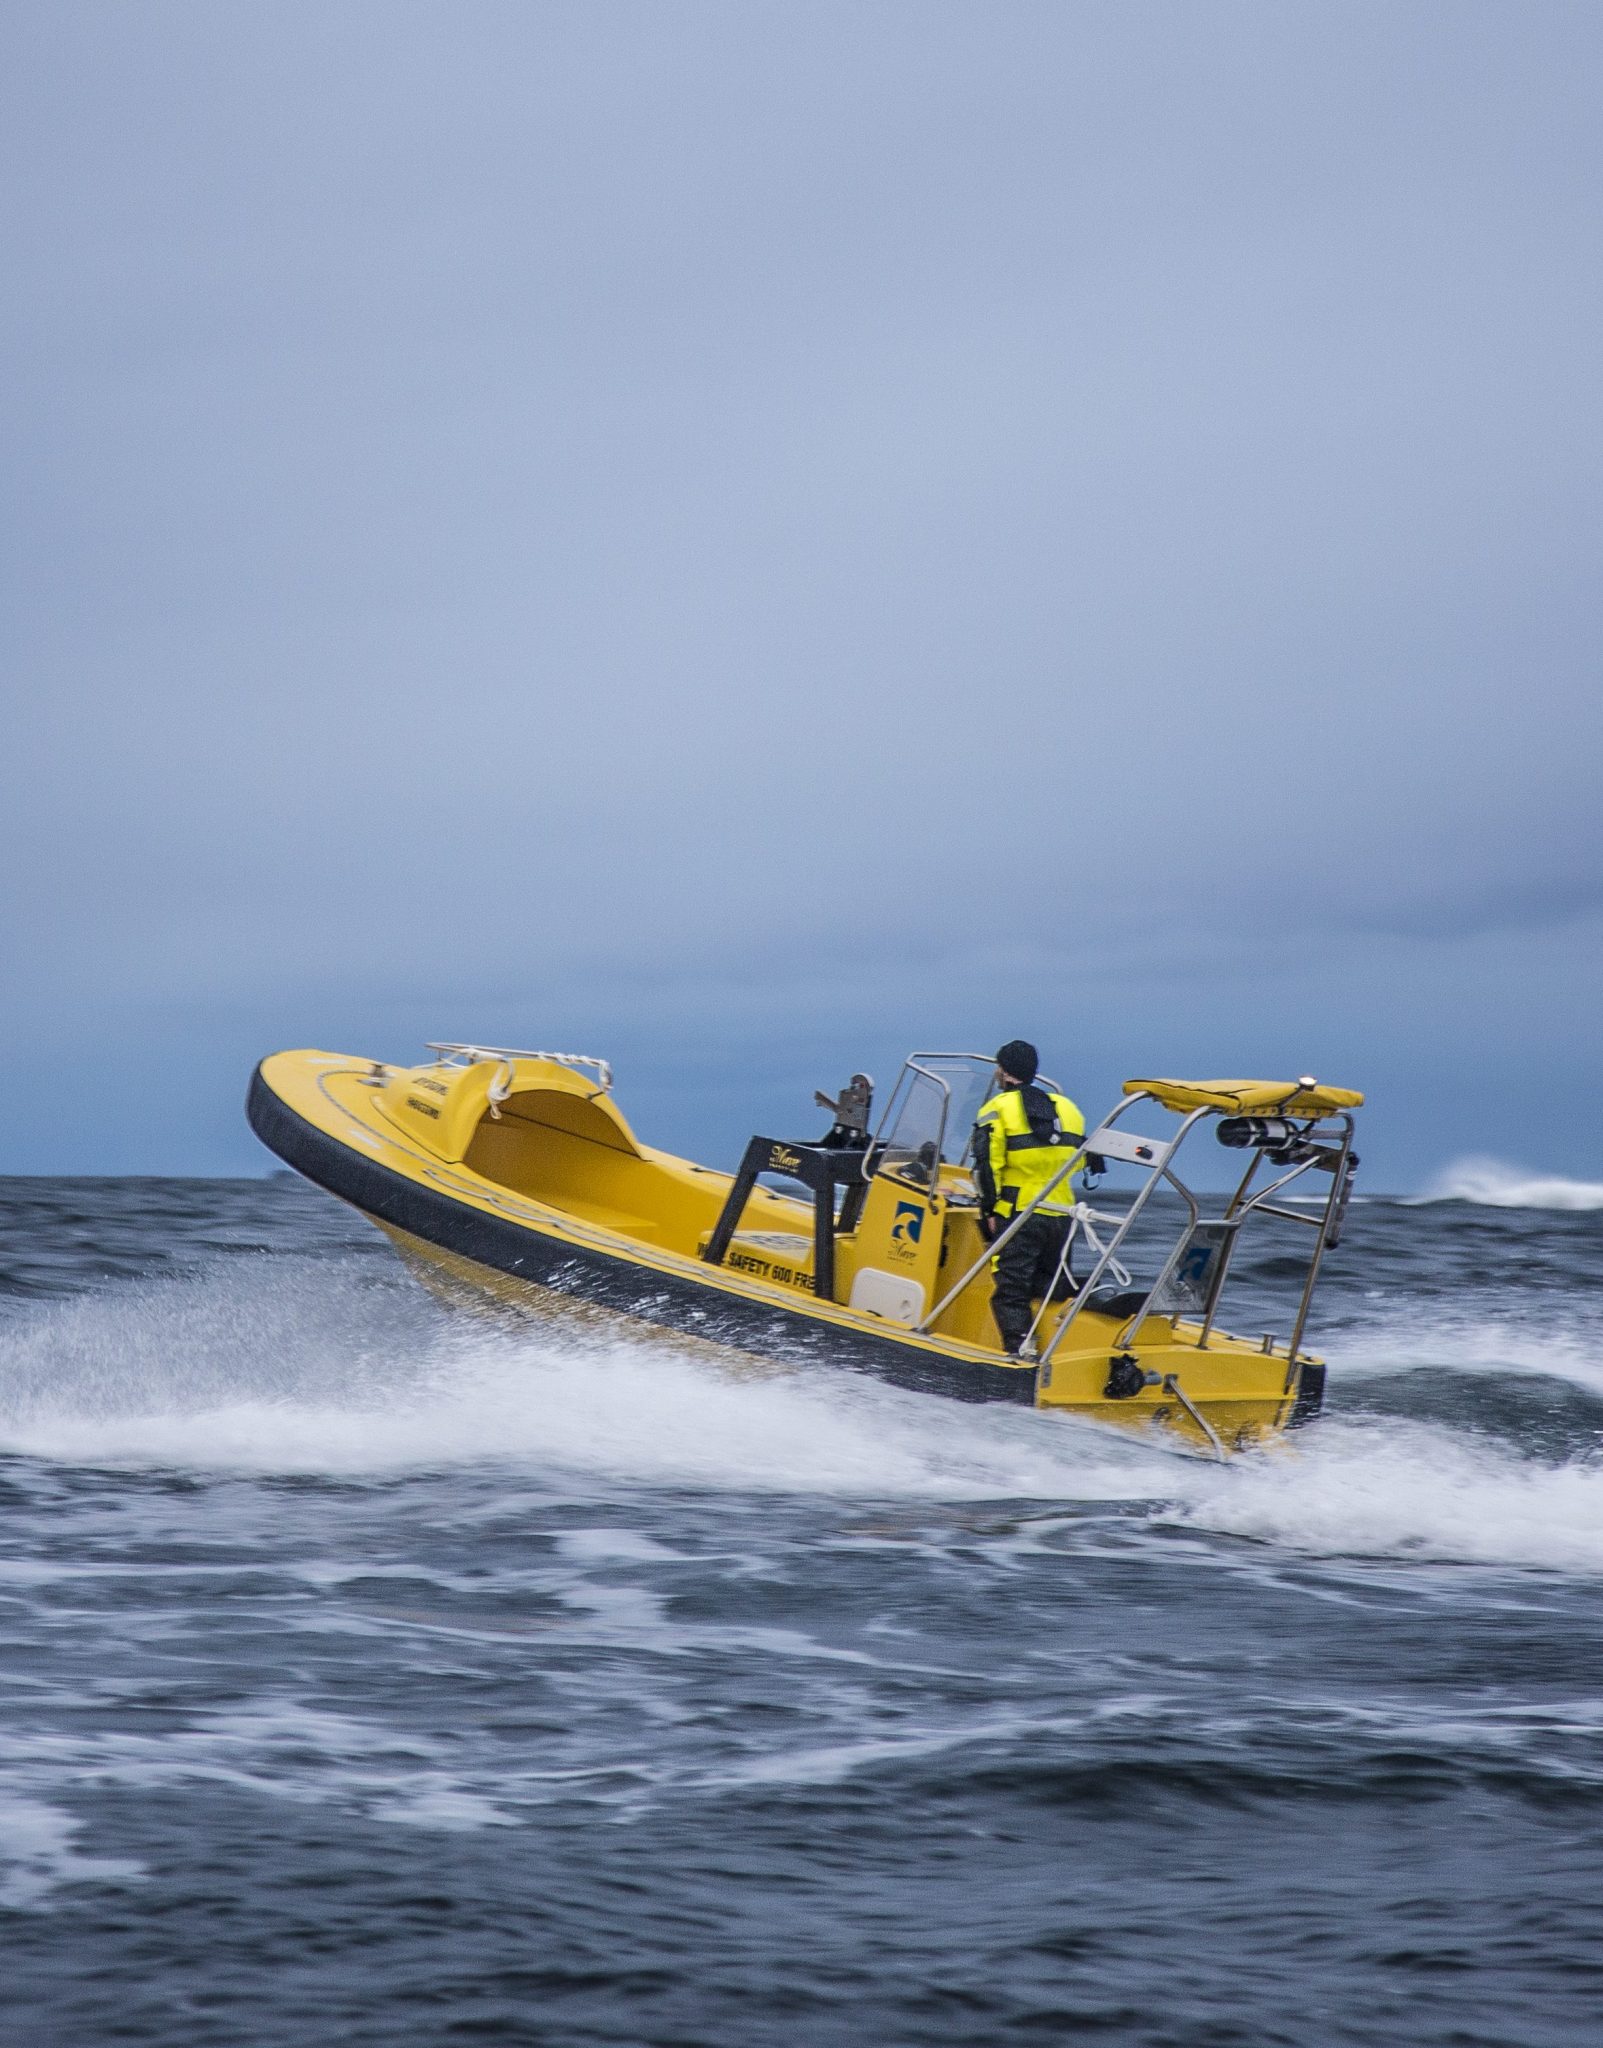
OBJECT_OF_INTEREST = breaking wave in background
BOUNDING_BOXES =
[1413,1154,1603,1209]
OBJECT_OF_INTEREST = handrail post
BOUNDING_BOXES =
[1037,1108,1212,1368]
[913,1096,1145,1333]
[1105,1165,1201,1352]
[1285,1117,1355,1362]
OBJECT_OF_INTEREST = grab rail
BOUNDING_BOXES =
[424,1044,614,1095]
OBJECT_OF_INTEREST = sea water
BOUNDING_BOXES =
[1,1171,1600,2045]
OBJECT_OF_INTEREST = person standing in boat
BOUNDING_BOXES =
[973,1040,1089,1357]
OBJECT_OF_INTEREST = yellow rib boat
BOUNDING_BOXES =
[247,1045,1362,1457]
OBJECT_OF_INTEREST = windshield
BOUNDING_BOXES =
[912,1055,998,1162]
[870,1053,1006,1180]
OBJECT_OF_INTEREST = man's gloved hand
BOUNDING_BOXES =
[980,1213,1004,1243]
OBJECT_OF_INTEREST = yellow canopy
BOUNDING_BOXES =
[1122,1077,1364,1117]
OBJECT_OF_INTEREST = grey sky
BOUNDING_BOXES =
[4,2,1600,1180]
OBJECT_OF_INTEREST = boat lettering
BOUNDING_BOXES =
[413,1076,450,1097]
[405,1095,442,1119]
[727,1249,813,1289]
[767,1144,802,1175]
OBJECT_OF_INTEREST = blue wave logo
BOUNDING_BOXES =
[891,1201,924,1246]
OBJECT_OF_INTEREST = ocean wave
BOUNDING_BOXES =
[1180,1421,1603,1575]
[1332,1315,1603,1397]
[7,1263,1603,1574]
[1412,1155,1603,1210]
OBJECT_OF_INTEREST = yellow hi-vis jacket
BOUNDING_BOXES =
[974,1086,1088,1219]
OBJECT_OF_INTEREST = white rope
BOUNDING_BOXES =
[485,1059,516,1121]
[1022,1205,1134,1352]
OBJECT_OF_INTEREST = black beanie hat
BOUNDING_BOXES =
[995,1039,1038,1084]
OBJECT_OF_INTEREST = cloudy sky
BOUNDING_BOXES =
[4,2,1600,1182]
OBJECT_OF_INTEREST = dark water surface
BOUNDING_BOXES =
[2,1175,1602,2045]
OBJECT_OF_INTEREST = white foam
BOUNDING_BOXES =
[369,1783,519,1830]
[9,1263,1603,1577]
[0,1716,526,1840]
[1334,1315,1603,1397]
[1180,1422,1603,1574]
[0,1262,1171,1498]
[1412,1155,1603,1210]
[0,1345,1168,1500]
[0,1795,142,1909]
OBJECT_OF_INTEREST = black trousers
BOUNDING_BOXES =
[990,1211,1076,1352]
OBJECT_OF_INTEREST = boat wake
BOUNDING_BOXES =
[1177,1420,1603,1574]
[0,1260,1160,1499]
[1412,1155,1603,1210]
[2,1261,1603,1574]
